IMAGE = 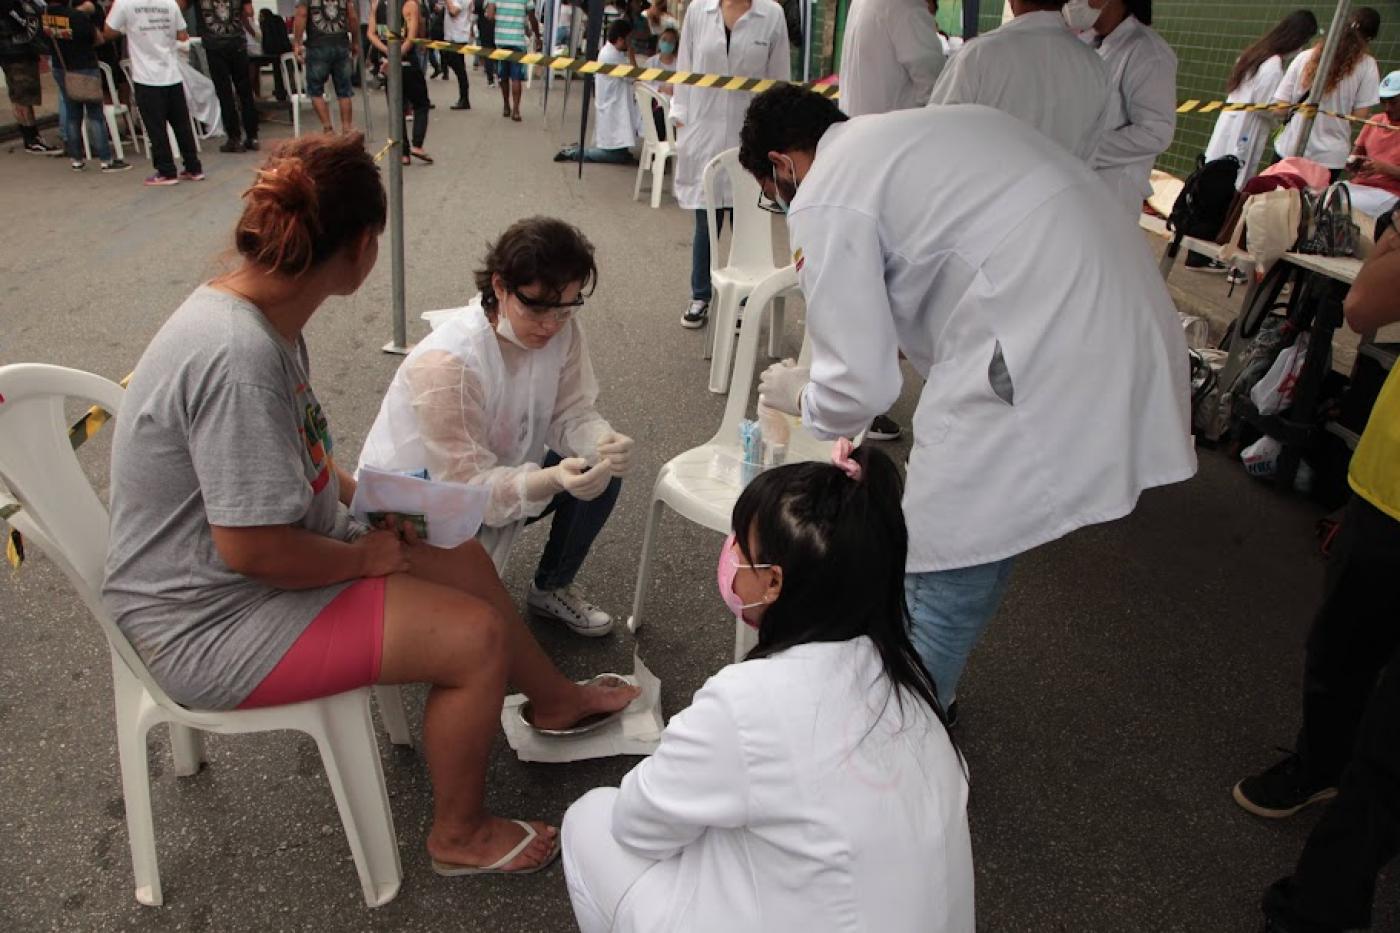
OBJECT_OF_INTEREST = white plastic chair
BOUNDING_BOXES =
[281,52,314,137]
[81,62,138,162]
[120,59,203,160]
[702,147,784,395]
[632,83,675,209]
[0,363,411,909]
[629,265,820,663]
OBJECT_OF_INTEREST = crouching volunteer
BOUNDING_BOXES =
[360,216,635,636]
[103,136,637,877]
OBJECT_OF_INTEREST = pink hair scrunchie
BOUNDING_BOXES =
[831,438,862,482]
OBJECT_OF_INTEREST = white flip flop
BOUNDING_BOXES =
[431,820,560,877]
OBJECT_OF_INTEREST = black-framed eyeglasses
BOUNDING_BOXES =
[509,287,587,322]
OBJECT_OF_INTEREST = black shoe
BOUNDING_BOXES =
[24,138,61,155]
[867,414,903,441]
[244,138,260,151]
[1233,751,1338,819]
[450,99,470,110]
[681,300,709,329]
[219,139,245,153]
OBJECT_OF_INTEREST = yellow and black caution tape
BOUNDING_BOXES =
[1175,98,1396,131]
[3,372,131,570]
[372,138,396,163]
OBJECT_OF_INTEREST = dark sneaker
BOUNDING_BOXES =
[101,159,133,173]
[219,139,245,153]
[144,173,179,186]
[867,414,903,441]
[25,139,61,155]
[1233,752,1338,819]
[681,299,709,329]
[179,170,206,181]
[244,138,260,151]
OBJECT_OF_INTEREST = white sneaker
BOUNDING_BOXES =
[527,584,615,637]
[681,299,709,329]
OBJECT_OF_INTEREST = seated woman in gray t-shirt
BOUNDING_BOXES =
[101,133,637,877]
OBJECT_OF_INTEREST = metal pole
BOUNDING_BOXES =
[1293,0,1352,158]
[542,0,556,112]
[359,38,375,143]
[383,0,410,355]
[800,0,811,82]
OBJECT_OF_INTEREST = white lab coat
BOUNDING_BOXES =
[928,10,1109,161]
[837,0,945,117]
[594,41,641,150]
[671,0,789,210]
[356,300,612,561]
[1093,14,1178,218]
[788,106,1197,572]
[597,637,974,933]
[1204,55,1285,188]
[1273,47,1380,170]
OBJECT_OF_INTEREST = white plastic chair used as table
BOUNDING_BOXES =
[81,62,139,162]
[0,363,412,909]
[702,147,785,395]
[629,264,822,663]
[632,83,676,209]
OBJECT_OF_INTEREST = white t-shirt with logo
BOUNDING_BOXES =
[107,0,185,87]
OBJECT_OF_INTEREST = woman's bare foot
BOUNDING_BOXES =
[428,817,558,872]
[529,677,640,731]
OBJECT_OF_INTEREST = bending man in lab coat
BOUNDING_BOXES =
[554,18,641,163]
[928,0,1109,161]
[1066,0,1177,218]
[744,87,1197,714]
[838,0,944,117]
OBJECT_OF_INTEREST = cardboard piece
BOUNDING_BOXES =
[501,653,664,763]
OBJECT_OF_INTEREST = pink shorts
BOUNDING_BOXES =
[237,578,387,709]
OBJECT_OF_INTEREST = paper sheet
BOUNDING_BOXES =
[349,465,491,548]
[501,653,664,763]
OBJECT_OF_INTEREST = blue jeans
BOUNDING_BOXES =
[54,67,112,162]
[556,144,634,164]
[691,208,730,302]
[304,43,354,99]
[526,450,622,590]
[905,559,1016,708]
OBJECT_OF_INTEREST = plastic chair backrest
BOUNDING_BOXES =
[98,62,120,105]
[711,264,799,445]
[0,364,183,712]
[703,147,777,275]
[280,52,305,98]
[633,83,674,146]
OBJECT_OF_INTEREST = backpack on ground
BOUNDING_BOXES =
[1169,154,1243,242]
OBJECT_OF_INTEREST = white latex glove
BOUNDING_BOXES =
[595,431,635,477]
[757,360,810,417]
[544,456,614,502]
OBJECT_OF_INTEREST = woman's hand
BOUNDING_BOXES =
[354,528,412,577]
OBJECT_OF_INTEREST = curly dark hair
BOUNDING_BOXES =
[738,85,848,181]
[473,217,598,315]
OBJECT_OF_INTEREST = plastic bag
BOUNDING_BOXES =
[1241,436,1283,476]
[350,465,492,548]
[1250,334,1309,416]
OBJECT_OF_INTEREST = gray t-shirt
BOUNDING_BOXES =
[103,286,354,710]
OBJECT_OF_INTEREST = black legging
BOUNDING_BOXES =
[388,60,430,148]
[443,49,470,104]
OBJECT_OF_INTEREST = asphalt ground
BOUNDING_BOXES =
[1,78,1394,932]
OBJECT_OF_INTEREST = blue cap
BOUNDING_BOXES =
[1381,70,1400,99]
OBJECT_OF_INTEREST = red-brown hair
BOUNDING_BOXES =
[235,133,387,276]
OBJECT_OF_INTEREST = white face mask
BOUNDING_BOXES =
[1062,0,1100,32]
[494,306,531,349]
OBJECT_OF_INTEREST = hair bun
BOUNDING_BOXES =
[249,158,318,217]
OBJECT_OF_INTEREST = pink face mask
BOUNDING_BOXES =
[717,533,773,629]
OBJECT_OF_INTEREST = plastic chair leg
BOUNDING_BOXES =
[627,496,666,634]
[314,691,402,908]
[81,120,92,161]
[169,723,206,777]
[633,148,647,201]
[650,159,664,209]
[708,287,742,394]
[373,685,413,747]
[111,657,162,906]
[768,296,786,360]
[104,107,126,162]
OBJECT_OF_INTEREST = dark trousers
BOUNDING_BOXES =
[691,207,730,302]
[1264,495,1400,931]
[205,41,258,143]
[443,49,470,104]
[387,62,430,148]
[134,82,201,178]
[525,450,621,591]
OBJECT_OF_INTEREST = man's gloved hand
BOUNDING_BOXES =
[596,432,635,477]
[550,456,614,502]
[758,359,810,417]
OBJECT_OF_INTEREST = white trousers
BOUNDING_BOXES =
[562,787,666,933]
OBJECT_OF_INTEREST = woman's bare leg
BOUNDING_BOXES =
[406,539,639,729]
[378,573,556,869]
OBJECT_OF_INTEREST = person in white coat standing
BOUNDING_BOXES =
[562,446,975,933]
[1204,10,1319,188]
[838,0,944,117]
[673,0,789,329]
[928,0,1109,161]
[1067,0,1177,218]
[745,87,1196,718]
